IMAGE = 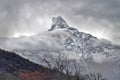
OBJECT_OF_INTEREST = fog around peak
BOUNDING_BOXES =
[0,0,120,44]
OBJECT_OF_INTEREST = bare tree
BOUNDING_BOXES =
[85,72,107,80]
[41,53,70,72]
[40,52,108,80]
[40,53,53,69]
[55,53,71,72]
[40,52,85,80]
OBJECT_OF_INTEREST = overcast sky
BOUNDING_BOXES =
[0,0,120,44]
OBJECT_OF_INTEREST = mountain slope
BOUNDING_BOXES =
[14,16,120,63]
[0,49,43,73]
[0,49,51,80]
[0,49,86,80]
[0,16,120,80]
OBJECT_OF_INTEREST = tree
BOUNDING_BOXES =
[40,53,70,72]
[40,52,84,80]
[85,72,107,80]
[40,52,108,80]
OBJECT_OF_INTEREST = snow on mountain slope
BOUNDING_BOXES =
[0,16,120,80]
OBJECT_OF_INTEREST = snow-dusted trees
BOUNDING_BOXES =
[85,72,107,80]
[40,53,84,79]
[40,53,70,72]
[40,53,107,80]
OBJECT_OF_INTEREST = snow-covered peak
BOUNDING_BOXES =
[48,16,69,31]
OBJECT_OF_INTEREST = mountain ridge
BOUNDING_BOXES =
[0,16,120,80]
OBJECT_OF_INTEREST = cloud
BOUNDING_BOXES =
[0,29,69,51]
[69,0,120,44]
[73,0,120,21]
[0,0,120,44]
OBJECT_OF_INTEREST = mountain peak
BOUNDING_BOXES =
[48,16,69,31]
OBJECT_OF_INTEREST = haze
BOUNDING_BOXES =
[0,0,120,44]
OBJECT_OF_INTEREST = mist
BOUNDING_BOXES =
[0,0,120,44]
